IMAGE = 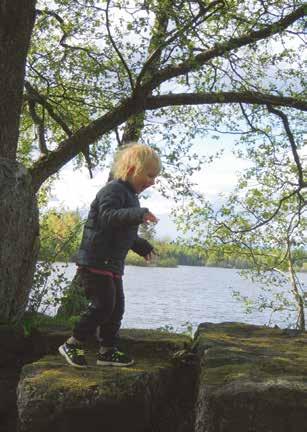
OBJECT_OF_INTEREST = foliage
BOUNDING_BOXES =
[232,268,303,329]
[21,311,79,337]
[139,221,156,241]
[126,251,151,266]
[56,272,88,317]
[16,0,306,200]
[175,113,307,329]
[157,321,194,338]
[27,261,70,314]
[39,208,84,262]
[155,257,178,267]
[126,249,178,267]
[27,205,84,315]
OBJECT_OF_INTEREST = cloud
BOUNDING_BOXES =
[49,165,108,210]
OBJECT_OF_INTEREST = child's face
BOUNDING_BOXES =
[129,162,159,194]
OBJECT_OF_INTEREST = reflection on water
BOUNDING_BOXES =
[52,264,307,332]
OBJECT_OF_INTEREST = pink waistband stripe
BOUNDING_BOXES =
[85,267,121,278]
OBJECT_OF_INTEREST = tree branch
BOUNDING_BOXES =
[145,92,307,111]
[36,9,103,66]
[27,100,48,155]
[114,127,122,147]
[122,3,173,145]
[105,0,134,91]
[29,89,305,192]
[29,96,142,191]
[81,147,93,179]
[239,103,275,146]
[143,4,306,92]
[135,0,224,90]
[24,81,73,137]
[267,105,306,189]
[218,189,299,235]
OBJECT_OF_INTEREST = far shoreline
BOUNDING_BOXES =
[48,261,307,273]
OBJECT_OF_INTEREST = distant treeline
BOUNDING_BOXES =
[39,209,306,271]
[127,241,307,271]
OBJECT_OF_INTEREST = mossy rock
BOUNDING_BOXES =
[17,329,195,432]
[193,322,307,432]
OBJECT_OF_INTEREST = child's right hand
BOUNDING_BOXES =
[143,211,158,224]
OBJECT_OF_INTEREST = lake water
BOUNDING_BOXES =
[49,264,307,333]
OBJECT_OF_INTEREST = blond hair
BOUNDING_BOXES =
[111,143,161,180]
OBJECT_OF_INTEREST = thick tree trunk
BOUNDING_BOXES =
[0,0,36,159]
[0,1,37,322]
[0,159,39,322]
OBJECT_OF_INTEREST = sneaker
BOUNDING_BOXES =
[97,348,134,367]
[58,342,88,368]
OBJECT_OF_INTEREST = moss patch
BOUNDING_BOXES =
[17,329,196,432]
[195,322,307,386]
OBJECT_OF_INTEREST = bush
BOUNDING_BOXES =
[21,311,77,336]
[28,261,69,314]
[156,257,177,267]
[126,251,178,267]
[56,272,88,317]
[126,251,148,266]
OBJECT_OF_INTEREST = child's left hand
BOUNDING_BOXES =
[144,249,158,261]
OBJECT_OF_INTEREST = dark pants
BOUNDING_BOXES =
[73,268,125,347]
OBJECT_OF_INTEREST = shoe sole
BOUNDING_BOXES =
[58,345,87,368]
[96,359,134,367]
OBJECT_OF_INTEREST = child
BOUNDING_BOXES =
[59,143,161,368]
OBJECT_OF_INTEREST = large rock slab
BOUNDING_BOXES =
[193,322,307,432]
[17,329,196,432]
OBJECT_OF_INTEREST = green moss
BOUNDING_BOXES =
[201,363,259,385]
[196,323,307,386]
[20,328,183,403]
[21,350,174,408]
[119,328,191,343]
[28,369,98,391]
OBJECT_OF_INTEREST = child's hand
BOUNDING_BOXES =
[143,211,158,224]
[144,249,158,261]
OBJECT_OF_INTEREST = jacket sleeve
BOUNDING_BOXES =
[97,186,148,227]
[131,236,154,257]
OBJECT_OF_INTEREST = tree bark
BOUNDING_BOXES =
[0,0,36,159]
[0,159,39,322]
[0,1,37,322]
